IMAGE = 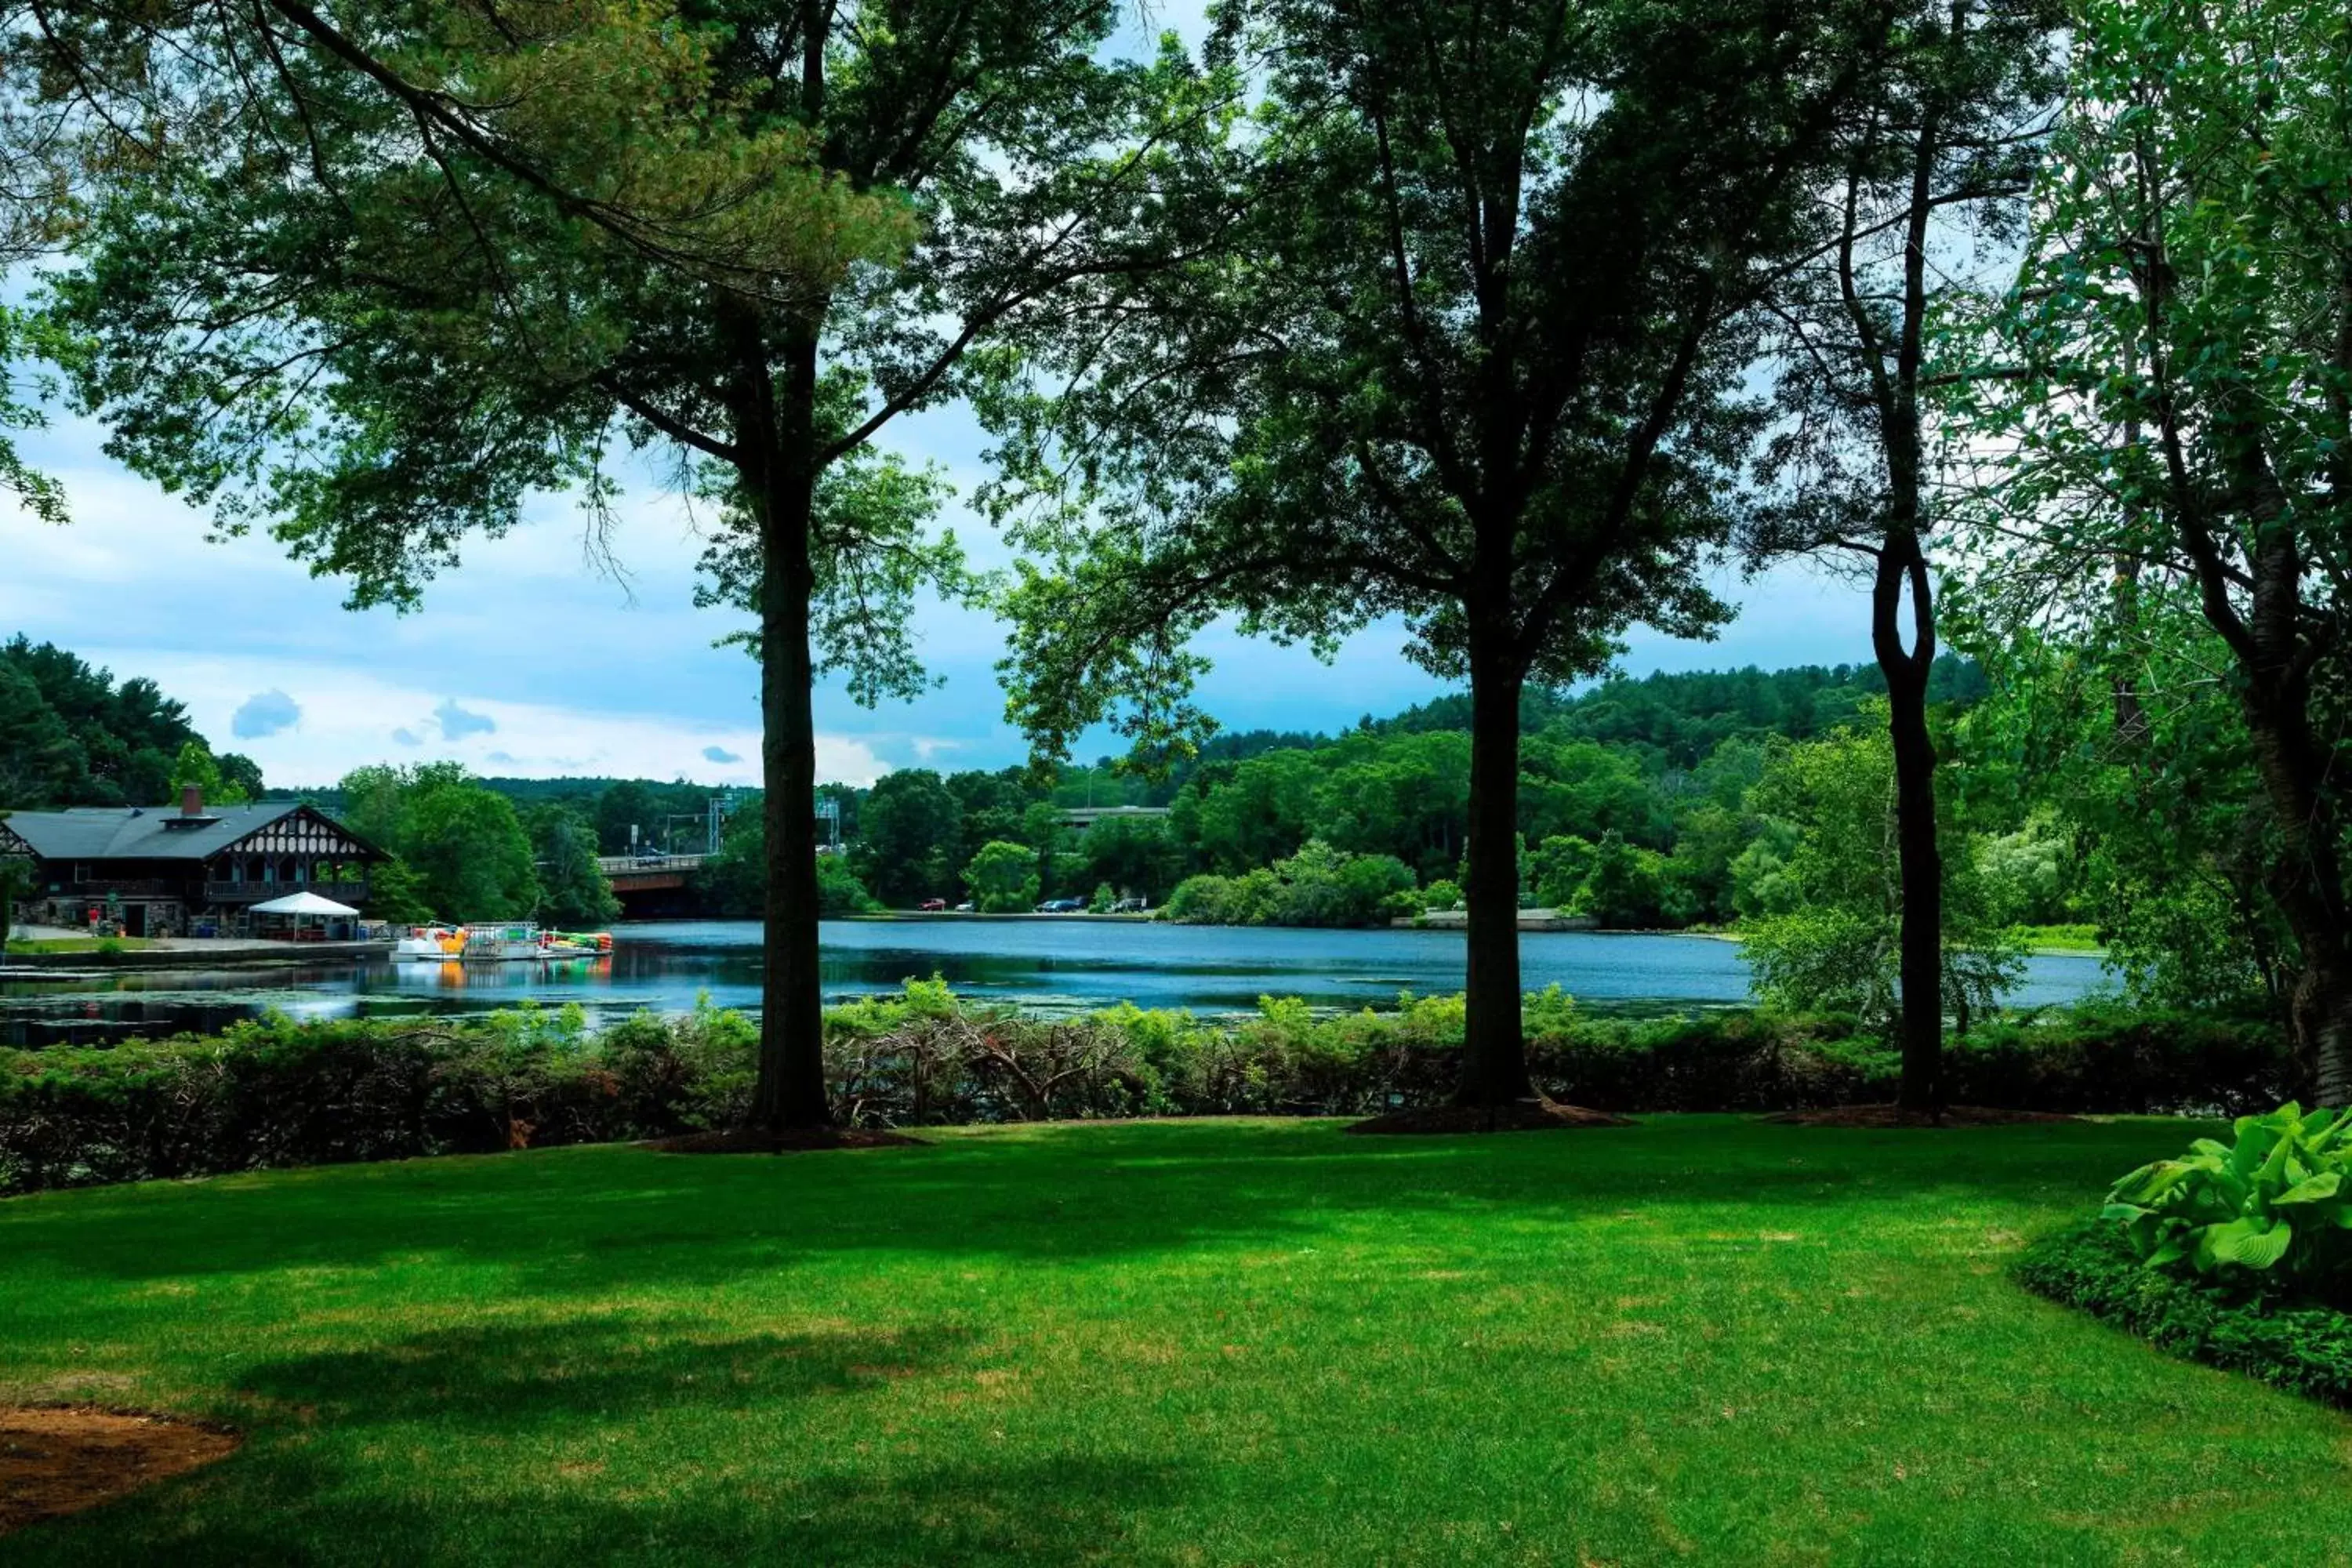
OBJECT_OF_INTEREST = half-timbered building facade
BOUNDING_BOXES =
[0,789,386,937]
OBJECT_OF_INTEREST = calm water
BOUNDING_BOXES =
[0,917,2116,1047]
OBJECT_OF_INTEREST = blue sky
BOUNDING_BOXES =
[0,4,1882,790]
[0,398,1876,789]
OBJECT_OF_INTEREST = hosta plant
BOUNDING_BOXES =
[2104,1104,2352,1295]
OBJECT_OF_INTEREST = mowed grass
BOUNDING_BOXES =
[4,1119,2349,1566]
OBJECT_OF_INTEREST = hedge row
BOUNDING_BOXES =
[0,984,2294,1192]
[2014,1219,2352,1407]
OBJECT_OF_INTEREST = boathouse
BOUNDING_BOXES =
[0,789,387,937]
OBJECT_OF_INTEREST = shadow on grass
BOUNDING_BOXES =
[5,1315,1179,1564]
[16,1444,1187,1566]
[0,1116,2191,1295]
[237,1319,978,1429]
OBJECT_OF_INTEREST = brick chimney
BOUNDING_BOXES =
[181,784,203,818]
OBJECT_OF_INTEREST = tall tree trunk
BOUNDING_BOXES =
[2188,405,2352,1103]
[1454,633,1534,1110]
[1874,535,1943,1113]
[747,324,831,1132]
[2238,673,2352,1105]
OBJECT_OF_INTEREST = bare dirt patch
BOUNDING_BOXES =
[0,1406,240,1537]
[1762,1104,2078,1128]
[641,1126,927,1154]
[1345,1098,1635,1134]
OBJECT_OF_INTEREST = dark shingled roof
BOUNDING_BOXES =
[0,804,371,863]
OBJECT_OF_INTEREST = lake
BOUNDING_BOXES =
[0,917,2117,1047]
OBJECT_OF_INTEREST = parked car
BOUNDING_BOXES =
[954,901,974,913]
[1035,897,1087,913]
[1110,897,1149,914]
[918,898,948,913]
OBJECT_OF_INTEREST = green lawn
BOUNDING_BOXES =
[3,1118,2347,1566]
[0,937,156,956]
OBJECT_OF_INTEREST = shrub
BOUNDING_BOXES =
[1162,843,1421,927]
[964,840,1041,913]
[0,991,2300,1194]
[2016,1218,2352,1407]
[2102,1103,2352,1297]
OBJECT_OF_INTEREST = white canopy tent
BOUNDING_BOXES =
[249,892,361,917]
[249,891,362,941]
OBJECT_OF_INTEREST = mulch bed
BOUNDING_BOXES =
[0,1406,240,1537]
[1763,1104,2079,1128]
[641,1127,927,1154]
[1346,1098,1635,1134]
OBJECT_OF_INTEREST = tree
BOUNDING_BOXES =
[964,840,1040,913]
[0,663,82,808]
[405,775,540,920]
[1940,0,2352,1098]
[169,741,250,807]
[338,764,538,920]
[595,781,661,858]
[1740,724,2020,1031]
[1531,835,1599,913]
[857,770,963,907]
[1746,0,2060,1110]
[1073,815,1180,902]
[997,0,1889,1106]
[361,858,434,924]
[30,0,1239,1134]
[0,851,33,939]
[704,807,875,916]
[1580,832,1672,928]
[1185,750,1319,875]
[0,639,220,805]
[527,804,620,927]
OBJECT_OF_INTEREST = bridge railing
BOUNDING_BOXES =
[597,853,708,876]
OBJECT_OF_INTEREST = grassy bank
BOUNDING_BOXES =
[2,937,156,956]
[4,1116,2346,1564]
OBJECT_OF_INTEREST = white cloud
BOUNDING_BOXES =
[434,698,498,740]
[76,652,892,789]
[230,688,302,739]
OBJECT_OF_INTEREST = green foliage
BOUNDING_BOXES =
[1939,0,2352,1051]
[963,840,1040,914]
[168,741,249,806]
[856,769,964,906]
[699,809,876,918]
[1740,722,2022,1027]
[2016,1218,2352,1409]
[2103,1105,2352,1297]
[693,416,976,706]
[0,637,235,809]
[2,997,2296,1194]
[1162,840,1416,928]
[361,859,434,925]
[525,804,620,927]
[338,764,539,921]
[1577,832,1679,929]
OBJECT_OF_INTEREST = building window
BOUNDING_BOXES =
[73,862,91,884]
[262,860,277,884]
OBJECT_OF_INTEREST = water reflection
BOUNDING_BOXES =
[1,918,2115,1047]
